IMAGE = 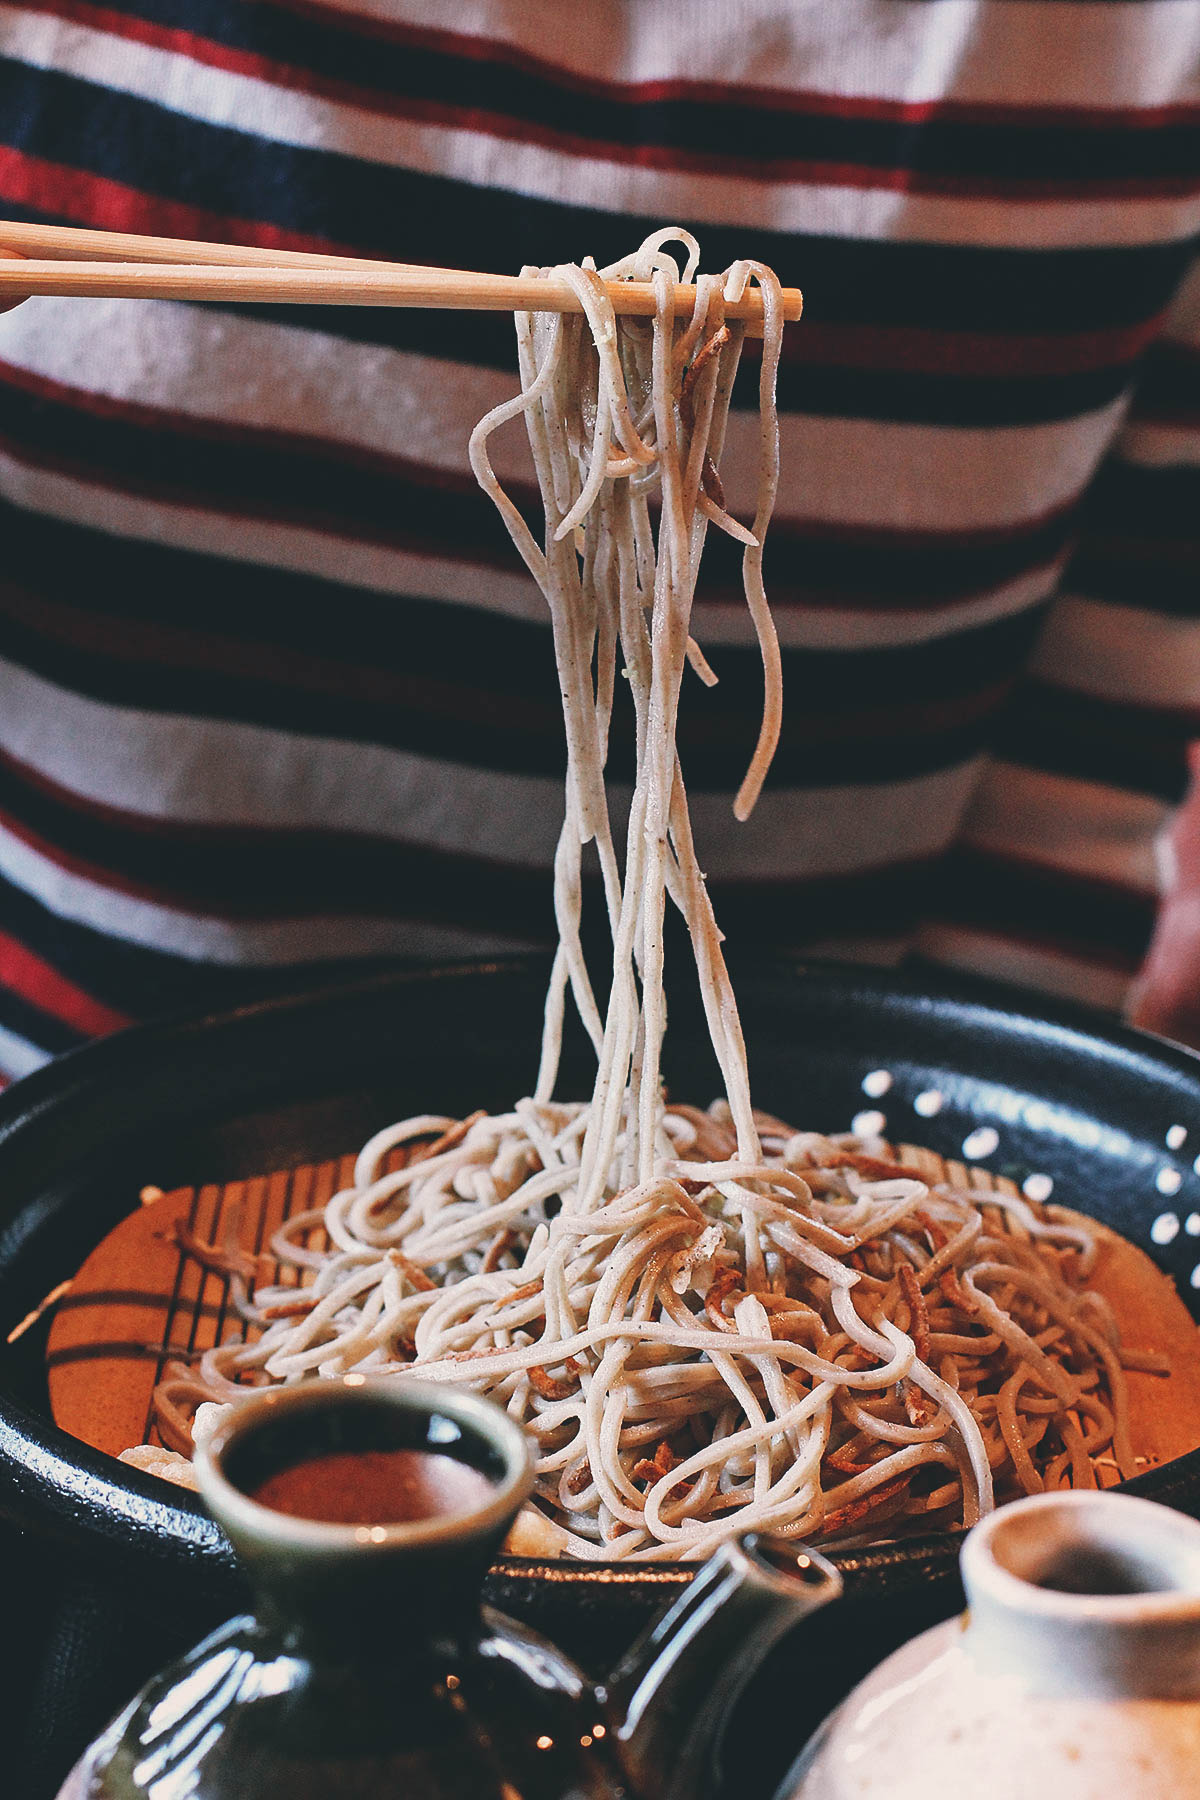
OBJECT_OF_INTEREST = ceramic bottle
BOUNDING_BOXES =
[57,1375,842,1800]
[787,1488,1200,1800]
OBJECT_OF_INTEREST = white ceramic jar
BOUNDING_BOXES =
[786,1490,1200,1800]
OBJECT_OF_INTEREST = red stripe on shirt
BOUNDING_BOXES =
[0,146,368,258]
[0,927,131,1033]
[0,156,1169,382]
[793,320,1164,378]
[9,0,1200,200]
[223,0,1200,131]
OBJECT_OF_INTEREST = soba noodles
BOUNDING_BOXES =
[144,232,1154,1560]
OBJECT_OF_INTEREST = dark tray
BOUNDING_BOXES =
[3,955,1200,1792]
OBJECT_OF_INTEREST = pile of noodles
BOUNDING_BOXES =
[144,231,1156,1560]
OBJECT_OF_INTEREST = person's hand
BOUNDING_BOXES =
[1128,743,1200,1052]
[0,246,28,313]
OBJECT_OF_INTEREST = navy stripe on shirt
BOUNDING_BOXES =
[12,0,1200,194]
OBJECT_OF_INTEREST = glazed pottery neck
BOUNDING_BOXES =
[61,1384,631,1800]
[195,1377,534,1661]
[237,1518,503,1659]
[608,1536,842,1800]
[962,1490,1200,1701]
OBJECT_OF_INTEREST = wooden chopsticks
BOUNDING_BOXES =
[0,219,424,272]
[0,222,802,334]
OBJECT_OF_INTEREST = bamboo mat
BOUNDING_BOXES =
[44,1147,1200,1477]
[46,1156,346,1457]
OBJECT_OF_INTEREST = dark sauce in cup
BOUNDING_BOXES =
[249,1447,497,1525]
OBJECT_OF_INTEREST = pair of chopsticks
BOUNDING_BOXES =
[0,221,801,334]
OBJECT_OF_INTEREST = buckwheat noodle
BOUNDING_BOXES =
[151,232,1152,1559]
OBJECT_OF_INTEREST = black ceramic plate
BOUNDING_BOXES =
[3,954,1200,1663]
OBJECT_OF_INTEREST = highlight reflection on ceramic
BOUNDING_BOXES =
[788,1491,1200,1800]
[58,1378,841,1800]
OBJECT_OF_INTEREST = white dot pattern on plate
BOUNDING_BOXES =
[1187,1214,1200,1237]
[962,1126,999,1161]
[851,1109,887,1138]
[1152,1212,1181,1246]
[861,1070,892,1099]
[1192,1265,1200,1291]
[1156,1166,1184,1197]
[913,1089,944,1118]
[1167,1124,1188,1151]
[1022,1173,1054,1203]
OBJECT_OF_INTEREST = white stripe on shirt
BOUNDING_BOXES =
[1,7,1197,247]
[916,922,1134,1009]
[0,822,540,962]
[0,658,983,877]
[961,761,1166,890]
[0,298,1127,529]
[299,0,1200,110]
[0,451,1068,651]
[1031,596,1200,709]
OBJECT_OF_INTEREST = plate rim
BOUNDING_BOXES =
[4,951,1200,1600]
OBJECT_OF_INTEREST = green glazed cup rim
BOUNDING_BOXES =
[195,1375,535,1555]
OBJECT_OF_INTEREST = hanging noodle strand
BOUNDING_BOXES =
[142,232,1152,1559]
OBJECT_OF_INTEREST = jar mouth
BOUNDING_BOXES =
[963,1491,1200,1622]
[739,1535,843,1601]
[195,1376,534,1553]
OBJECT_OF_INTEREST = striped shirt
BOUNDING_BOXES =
[0,0,1196,1081]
